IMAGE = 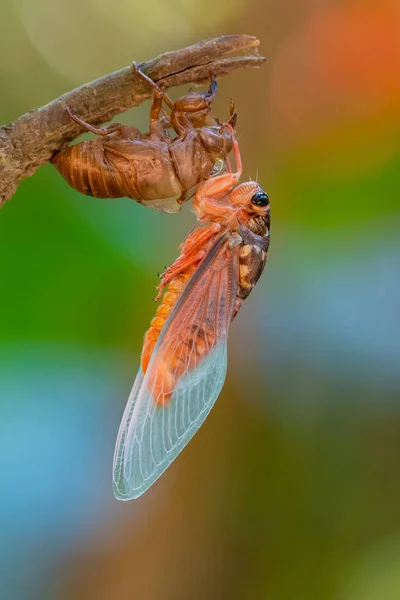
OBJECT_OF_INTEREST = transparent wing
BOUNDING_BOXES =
[113,235,239,500]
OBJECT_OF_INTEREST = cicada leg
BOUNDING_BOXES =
[225,156,233,174]
[155,249,206,301]
[155,222,222,300]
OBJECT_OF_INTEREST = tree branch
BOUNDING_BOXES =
[0,34,265,206]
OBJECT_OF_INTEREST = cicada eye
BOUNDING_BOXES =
[251,191,270,207]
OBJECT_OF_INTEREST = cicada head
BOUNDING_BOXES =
[229,181,270,217]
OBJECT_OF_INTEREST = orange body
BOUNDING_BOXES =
[140,126,270,407]
[140,223,222,404]
[112,122,271,501]
[141,267,195,375]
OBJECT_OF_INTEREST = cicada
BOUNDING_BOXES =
[51,64,235,213]
[113,128,270,499]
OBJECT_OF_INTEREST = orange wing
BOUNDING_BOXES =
[113,234,239,499]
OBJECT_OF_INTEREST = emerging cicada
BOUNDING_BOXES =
[51,65,235,213]
[113,127,270,499]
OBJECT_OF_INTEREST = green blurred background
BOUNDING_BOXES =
[1,1,400,599]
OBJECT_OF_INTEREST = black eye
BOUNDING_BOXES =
[251,191,270,207]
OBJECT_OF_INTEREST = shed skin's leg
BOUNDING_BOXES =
[65,106,123,137]
[148,94,171,138]
[65,106,142,140]
[132,62,175,138]
[133,64,223,139]
[193,128,242,220]
[132,62,174,109]
[156,130,242,300]
[170,75,219,135]
[132,63,215,138]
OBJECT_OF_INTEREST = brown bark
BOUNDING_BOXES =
[0,34,265,206]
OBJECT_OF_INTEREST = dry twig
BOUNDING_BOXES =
[0,34,265,206]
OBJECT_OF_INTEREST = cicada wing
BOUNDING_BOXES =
[112,366,144,498]
[113,344,228,500]
[113,235,239,500]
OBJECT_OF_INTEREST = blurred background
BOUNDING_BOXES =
[1,0,400,598]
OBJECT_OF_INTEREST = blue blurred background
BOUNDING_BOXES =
[1,1,400,599]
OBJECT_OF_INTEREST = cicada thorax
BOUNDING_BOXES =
[232,213,270,319]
